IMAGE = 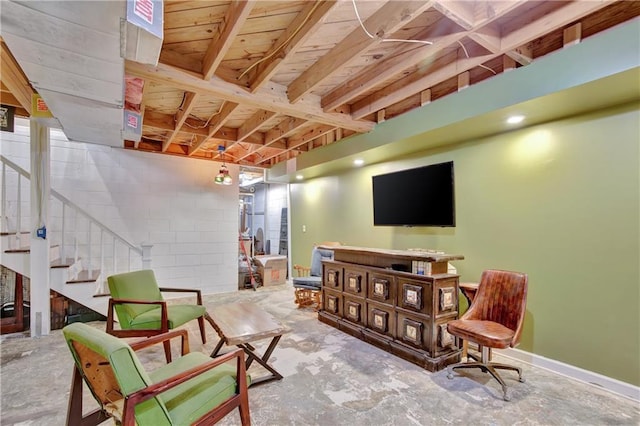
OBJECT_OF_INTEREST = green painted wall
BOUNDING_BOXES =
[290,102,640,386]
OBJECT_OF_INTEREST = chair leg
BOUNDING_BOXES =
[238,394,251,426]
[67,366,111,426]
[312,290,321,311]
[198,315,207,344]
[163,340,172,363]
[447,346,522,401]
[484,364,510,401]
[492,362,525,382]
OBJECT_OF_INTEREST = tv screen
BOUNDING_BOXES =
[372,161,455,227]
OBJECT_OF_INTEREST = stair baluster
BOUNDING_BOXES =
[1,155,150,316]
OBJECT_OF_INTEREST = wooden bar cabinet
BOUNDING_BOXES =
[318,246,464,372]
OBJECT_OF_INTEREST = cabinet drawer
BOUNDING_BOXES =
[366,301,396,339]
[396,310,432,352]
[434,319,457,357]
[434,278,458,318]
[367,272,396,305]
[323,289,343,317]
[343,295,366,326]
[323,265,342,291]
[397,277,433,315]
[343,266,367,296]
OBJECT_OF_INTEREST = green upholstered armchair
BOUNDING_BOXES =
[106,270,211,362]
[63,322,250,425]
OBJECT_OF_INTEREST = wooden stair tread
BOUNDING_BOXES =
[4,246,30,253]
[67,270,100,284]
[50,258,76,268]
[5,244,60,254]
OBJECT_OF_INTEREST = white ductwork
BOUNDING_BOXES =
[0,0,162,147]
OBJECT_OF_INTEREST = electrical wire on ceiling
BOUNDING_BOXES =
[238,1,322,79]
[174,92,226,130]
[351,0,432,46]
[180,99,226,129]
[457,40,497,75]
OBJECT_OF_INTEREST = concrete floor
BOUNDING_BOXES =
[1,283,638,425]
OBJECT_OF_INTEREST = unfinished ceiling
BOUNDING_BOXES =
[1,1,639,170]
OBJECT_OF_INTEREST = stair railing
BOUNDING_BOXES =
[1,155,150,294]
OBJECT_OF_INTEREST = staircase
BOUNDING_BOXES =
[1,156,150,317]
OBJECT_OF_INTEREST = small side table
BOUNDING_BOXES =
[206,302,289,386]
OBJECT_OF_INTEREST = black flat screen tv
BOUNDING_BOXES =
[372,161,455,227]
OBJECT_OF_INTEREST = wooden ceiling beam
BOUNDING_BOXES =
[234,143,276,163]
[468,22,501,53]
[264,116,308,146]
[322,31,467,111]
[126,60,374,133]
[202,0,256,81]
[257,124,335,165]
[224,109,280,155]
[237,110,279,142]
[0,91,22,108]
[145,110,235,140]
[249,0,338,92]
[432,0,475,30]
[506,44,533,66]
[500,1,610,51]
[0,40,34,112]
[162,92,200,151]
[351,53,496,119]
[322,0,526,111]
[351,0,612,119]
[188,101,240,155]
[564,23,582,47]
[236,116,308,161]
[287,0,435,103]
[160,49,202,74]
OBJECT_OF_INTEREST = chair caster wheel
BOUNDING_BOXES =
[519,377,526,383]
[447,373,454,380]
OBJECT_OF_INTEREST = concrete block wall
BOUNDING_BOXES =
[1,118,241,294]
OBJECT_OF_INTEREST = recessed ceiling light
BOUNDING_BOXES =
[507,115,525,124]
[295,174,304,180]
[353,158,364,166]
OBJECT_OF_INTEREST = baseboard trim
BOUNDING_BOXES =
[496,347,640,402]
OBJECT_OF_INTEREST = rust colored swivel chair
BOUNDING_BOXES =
[447,269,528,401]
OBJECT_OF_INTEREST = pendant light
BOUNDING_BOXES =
[214,145,232,185]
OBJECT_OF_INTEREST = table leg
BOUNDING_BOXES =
[240,335,283,386]
[210,338,226,358]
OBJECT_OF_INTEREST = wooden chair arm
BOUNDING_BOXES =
[159,287,203,305]
[293,264,311,277]
[123,349,247,425]
[106,299,169,335]
[129,329,190,356]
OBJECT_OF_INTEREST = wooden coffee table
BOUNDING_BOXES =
[206,302,288,386]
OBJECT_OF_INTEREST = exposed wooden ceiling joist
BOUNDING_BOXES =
[1,0,637,171]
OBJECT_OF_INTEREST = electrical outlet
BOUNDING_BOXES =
[36,226,46,239]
